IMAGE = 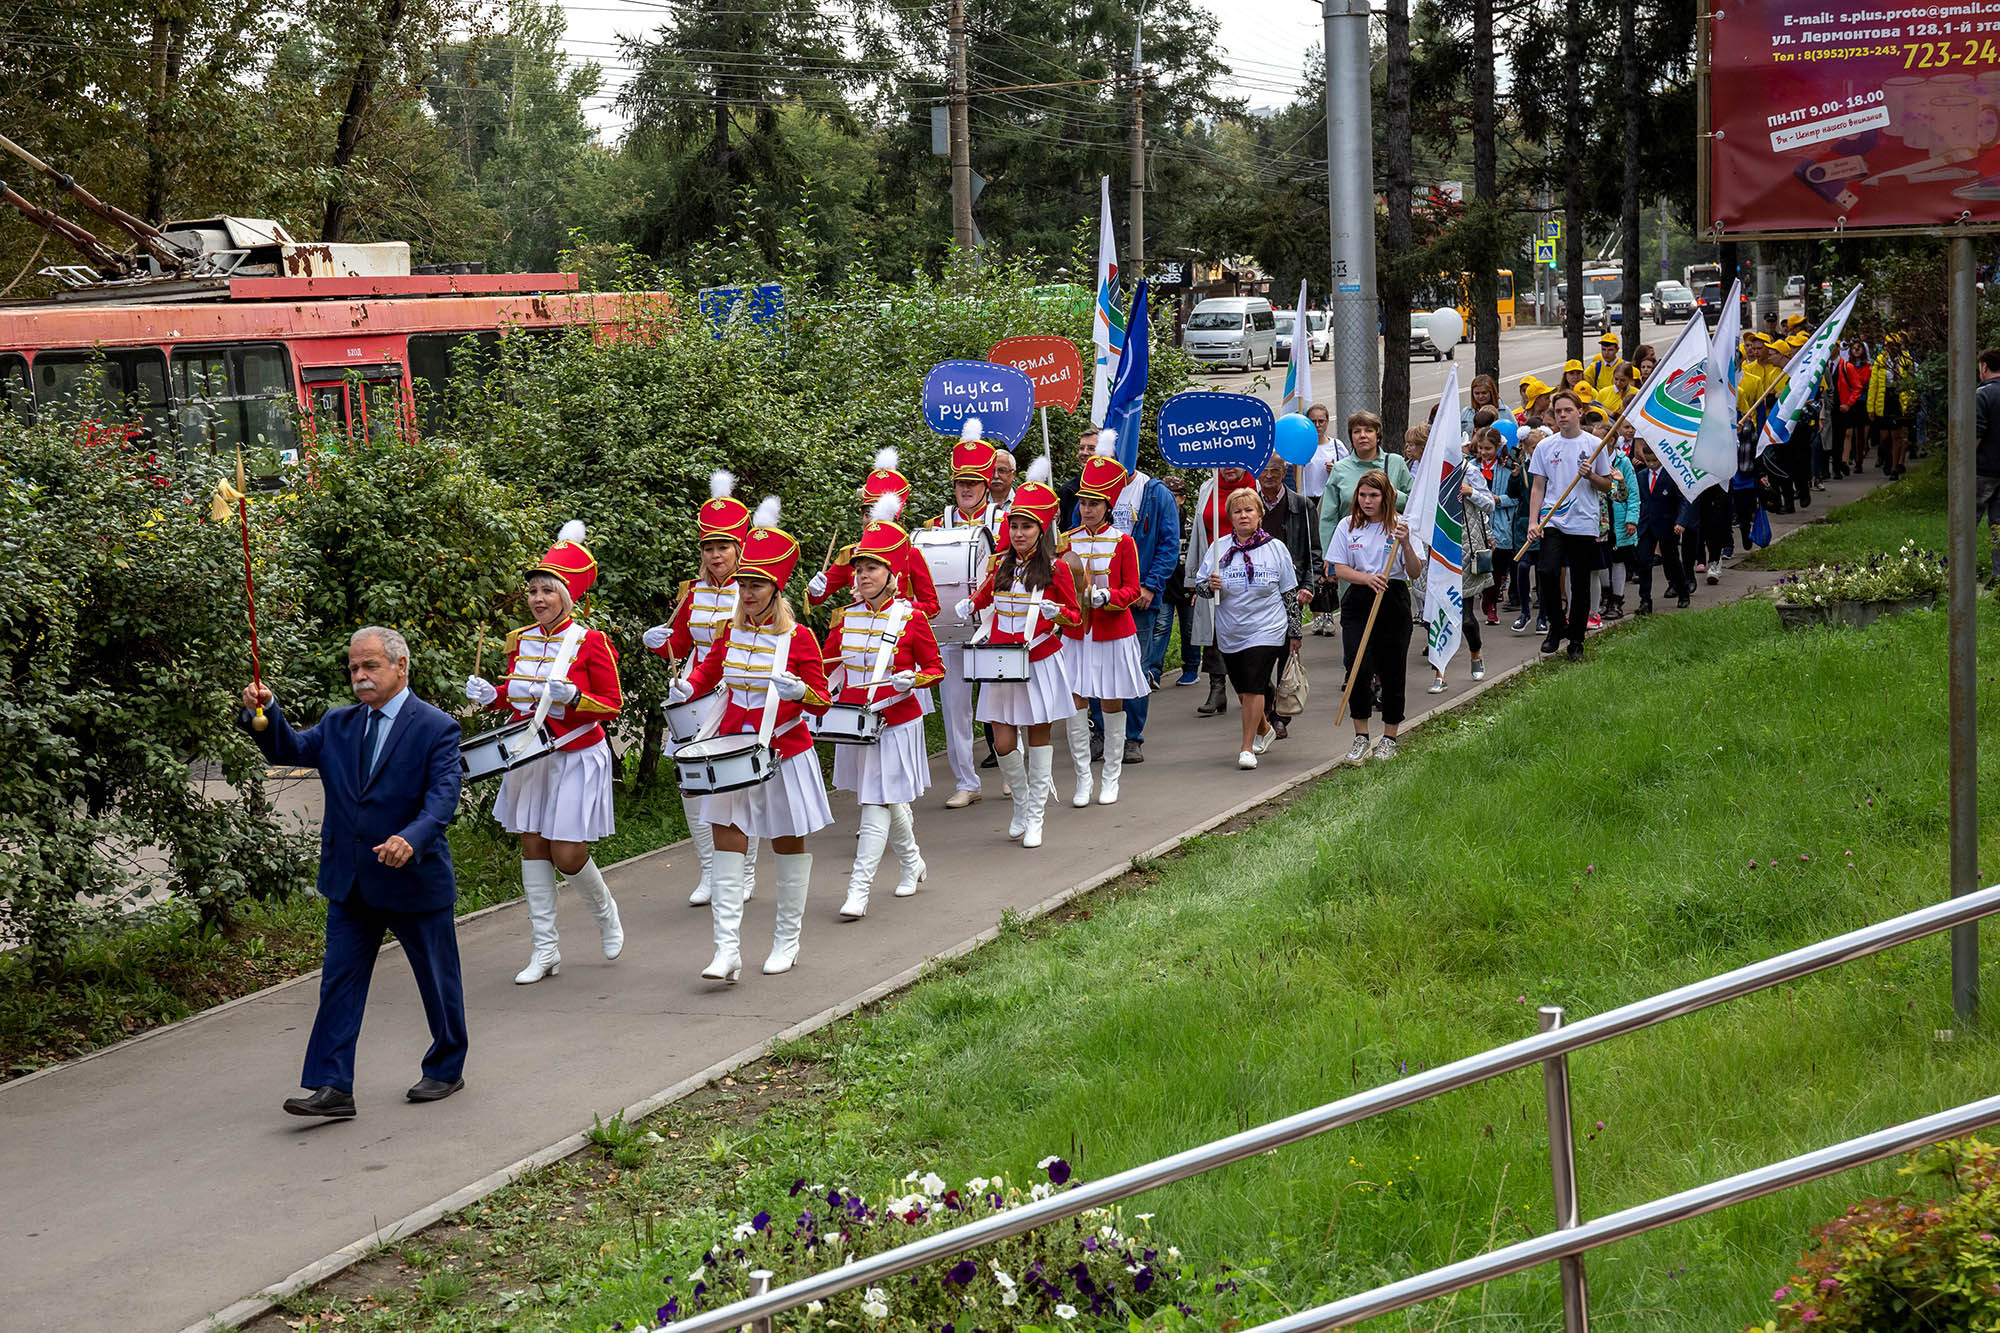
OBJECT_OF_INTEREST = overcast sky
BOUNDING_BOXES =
[553,0,1326,138]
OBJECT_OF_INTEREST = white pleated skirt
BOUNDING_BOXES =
[701,749,833,840]
[831,717,931,806]
[1063,633,1148,701]
[492,740,616,842]
[975,651,1076,726]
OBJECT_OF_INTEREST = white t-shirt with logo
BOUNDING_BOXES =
[1527,432,1614,538]
[1326,518,1410,582]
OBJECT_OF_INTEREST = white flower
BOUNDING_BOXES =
[861,1287,890,1319]
[1030,1182,1055,1201]
[993,1269,1017,1290]
[904,1169,922,1183]
[1038,1155,1061,1169]
[1001,1289,1019,1306]
[732,1220,757,1241]
[807,1300,824,1313]
[1056,1303,1078,1320]
[920,1171,948,1197]
[1099,1224,1121,1242]
[686,1264,706,1283]
[966,1176,990,1193]
[1136,1212,1154,1223]
[1167,1246,1182,1261]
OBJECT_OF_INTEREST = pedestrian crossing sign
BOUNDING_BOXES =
[1534,240,1556,266]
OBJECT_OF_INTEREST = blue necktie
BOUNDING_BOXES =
[361,708,383,782]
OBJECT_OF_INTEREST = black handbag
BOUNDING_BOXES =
[1472,549,1494,576]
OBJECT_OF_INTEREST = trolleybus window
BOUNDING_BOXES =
[170,343,300,473]
[0,354,27,423]
[32,349,171,440]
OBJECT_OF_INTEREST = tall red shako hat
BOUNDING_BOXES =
[858,447,911,516]
[1076,427,1128,504]
[851,493,911,565]
[951,417,1000,483]
[528,519,598,603]
[1007,456,1060,531]
[699,469,752,545]
[736,496,801,587]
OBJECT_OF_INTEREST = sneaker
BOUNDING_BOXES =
[1511,611,1531,633]
[1343,734,1372,765]
[1540,632,1562,655]
[1587,613,1602,630]
[1536,615,1549,635]
[1706,570,1719,586]
[1470,659,1486,680]
[1694,562,1707,574]
[1237,750,1258,770]
[1251,725,1275,755]
[1371,735,1400,761]
[1486,610,1499,625]
[1676,592,1691,608]
[1123,738,1144,764]
[1427,676,1447,694]
[1175,667,1200,686]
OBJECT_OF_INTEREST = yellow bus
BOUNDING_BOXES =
[1418,271,1518,338]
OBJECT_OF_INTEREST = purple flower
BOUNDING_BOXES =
[1134,1266,1155,1293]
[946,1259,978,1285]
[752,1211,771,1232]
[1046,1157,1072,1185]
[658,1297,680,1321]
[790,1178,807,1197]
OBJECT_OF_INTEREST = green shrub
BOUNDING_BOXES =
[1758,1137,2000,1331]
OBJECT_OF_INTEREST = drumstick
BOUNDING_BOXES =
[472,622,487,681]
[659,582,695,674]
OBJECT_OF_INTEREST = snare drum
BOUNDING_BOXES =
[459,719,557,783]
[663,686,725,745]
[816,703,885,745]
[673,734,778,794]
[962,642,1032,682]
[914,526,995,646]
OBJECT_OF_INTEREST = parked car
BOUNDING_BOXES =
[1653,281,1696,324]
[1410,310,1454,361]
[1636,292,1654,321]
[1274,308,1330,363]
[1696,282,1751,329]
[1581,294,1607,334]
[1181,297,1278,372]
[1784,274,1806,299]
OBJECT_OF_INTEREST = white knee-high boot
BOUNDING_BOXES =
[684,796,714,905]
[1066,708,1093,808]
[702,849,746,982]
[515,859,561,984]
[1098,711,1126,805]
[996,748,1029,838]
[744,836,759,901]
[1023,745,1054,849]
[566,857,623,959]
[842,807,890,920]
[888,802,926,897]
[764,852,813,974]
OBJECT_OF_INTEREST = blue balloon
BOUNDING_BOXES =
[1496,416,1520,447]
[1274,412,1320,466]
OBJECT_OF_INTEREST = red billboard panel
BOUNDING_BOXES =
[1707,3,2000,234]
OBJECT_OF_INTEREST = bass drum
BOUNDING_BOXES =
[913,526,995,646]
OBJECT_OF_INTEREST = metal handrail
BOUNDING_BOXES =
[663,881,2000,1333]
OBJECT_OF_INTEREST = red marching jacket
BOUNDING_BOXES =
[1058,524,1142,642]
[495,617,622,751]
[655,576,739,664]
[969,557,1080,663]
[807,545,942,620]
[820,599,947,729]
[681,618,831,760]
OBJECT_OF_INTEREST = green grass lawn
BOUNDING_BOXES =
[264,593,2000,1333]
[1740,456,1982,571]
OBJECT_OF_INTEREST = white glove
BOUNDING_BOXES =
[808,571,829,599]
[1089,587,1111,609]
[773,672,808,702]
[889,669,918,691]
[954,596,977,620]
[1038,599,1063,623]
[666,677,694,705]
[643,623,672,650]
[464,675,497,706]
[539,679,579,705]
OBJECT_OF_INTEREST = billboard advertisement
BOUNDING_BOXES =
[1706,2,2000,234]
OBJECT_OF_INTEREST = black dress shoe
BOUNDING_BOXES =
[1539,632,1563,656]
[1123,738,1144,764]
[283,1087,356,1118]
[407,1076,465,1103]
[979,751,998,769]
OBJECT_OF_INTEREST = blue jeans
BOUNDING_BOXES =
[1088,604,1162,744]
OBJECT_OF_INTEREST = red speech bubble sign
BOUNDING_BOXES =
[988,335,1083,413]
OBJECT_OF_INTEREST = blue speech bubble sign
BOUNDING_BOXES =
[1156,391,1275,473]
[922,360,1037,447]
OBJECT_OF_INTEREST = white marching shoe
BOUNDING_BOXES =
[888,802,926,897]
[1066,708,1093,808]
[763,852,813,974]
[842,807,890,920]
[568,858,623,960]
[1098,711,1126,806]
[701,849,746,982]
[685,800,714,905]
[1022,744,1054,849]
[996,748,1030,838]
[514,859,561,984]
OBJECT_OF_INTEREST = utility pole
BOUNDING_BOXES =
[1658,194,1669,281]
[948,0,974,252]
[1129,13,1146,270]
[1948,235,1979,1020]
[1323,0,1380,422]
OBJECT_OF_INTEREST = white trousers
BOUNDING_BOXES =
[938,643,980,794]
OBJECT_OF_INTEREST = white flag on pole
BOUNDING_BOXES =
[1627,313,1716,501]
[1758,284,1862,456]
[1090,177,1125,427]
[1409,366,1468,674]
[1281,279,1313,416]
[1687,278,1747,497]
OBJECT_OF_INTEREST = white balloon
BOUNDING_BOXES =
[1425,306,1465,349]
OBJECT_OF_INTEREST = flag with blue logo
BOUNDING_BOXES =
[1408,366,1467,673]
[1281,279,1313,416]
[1758,284,1861,457]
[1103,279,1150,472]
[1689,277,1746,496]
[1090,177,1126,427]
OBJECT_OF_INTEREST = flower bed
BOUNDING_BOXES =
[1773,542,1946,631]
[616,1156,1245,1332]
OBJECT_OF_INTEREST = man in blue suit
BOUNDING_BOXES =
[241,626,468,1118]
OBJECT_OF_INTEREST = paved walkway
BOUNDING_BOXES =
[0,475,1877,1333]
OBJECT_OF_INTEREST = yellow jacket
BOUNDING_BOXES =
[1737,361,1780,416]
[1583,356,1626,394]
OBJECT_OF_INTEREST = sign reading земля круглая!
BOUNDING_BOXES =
[1707,1,2000,234]
[1156,391,1275,474]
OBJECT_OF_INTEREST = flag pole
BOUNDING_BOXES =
[1039,405,1051,467]
[233,449,268,731]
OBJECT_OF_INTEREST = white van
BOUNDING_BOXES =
[1181,297,1278,372]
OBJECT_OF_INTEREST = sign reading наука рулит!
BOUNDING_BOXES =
[921,360,1037,446]
[1155,391,1274,473]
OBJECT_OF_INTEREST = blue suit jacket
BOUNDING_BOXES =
[1636,467,1691,540]
[242,694,463,913]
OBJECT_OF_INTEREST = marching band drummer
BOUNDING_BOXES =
[924,418,1008,810]
[641,472,759,910]
[667,499,832,982]
[1060,430,1147,808]
[954,460,1080,850]
[464,521,624,985]
[821,499,947,920]
[806,449,941,618]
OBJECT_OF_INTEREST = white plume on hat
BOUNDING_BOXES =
[1026,455,1052,486]
[752,495,782,530]
[709,469,735,499]
[557,519,586,544]
[959,416,984,442]
[868,493,901,523]
[873,447,899,471]
[1094,429,1117,458]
